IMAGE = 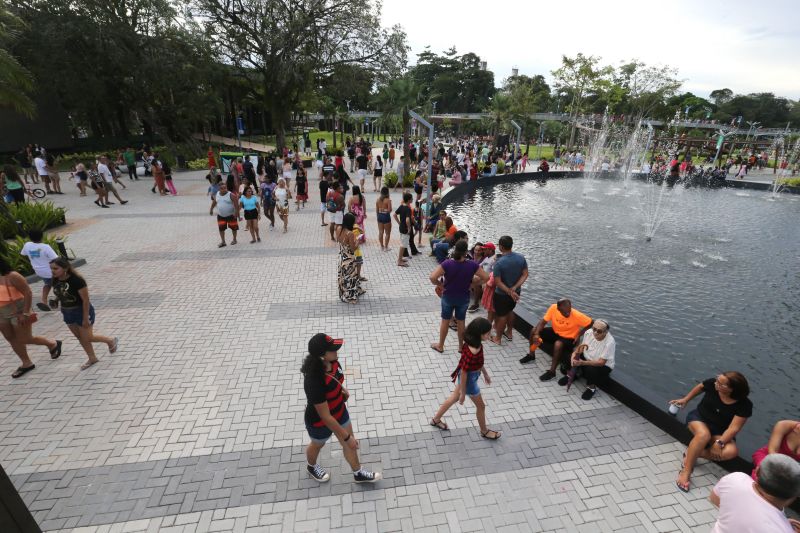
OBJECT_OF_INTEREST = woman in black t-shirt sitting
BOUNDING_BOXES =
[670,372,752,493]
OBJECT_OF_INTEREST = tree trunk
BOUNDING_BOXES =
[402,108,410,180]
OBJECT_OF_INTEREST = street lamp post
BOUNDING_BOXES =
[408,110,434,223]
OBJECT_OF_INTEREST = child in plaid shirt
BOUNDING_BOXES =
[429,317,501,439]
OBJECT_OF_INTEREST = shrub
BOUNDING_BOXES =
[0,201,67,239]
[383,172,398,187]
[187,158,208,170]
[496,159,506,173]
[779,177,800,187]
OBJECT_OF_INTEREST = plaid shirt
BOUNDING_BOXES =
[451,343,484,382]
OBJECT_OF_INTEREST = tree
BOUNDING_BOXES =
[613,60,682,123]
[410,47,494,113]
[551,54,612,149]
[0,4,35,117]
[372,76,423,178]
[193,0,407,150]
[709,88,734,106]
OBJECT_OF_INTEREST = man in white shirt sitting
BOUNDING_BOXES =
[559,319,615,400]
[710,453,800,533]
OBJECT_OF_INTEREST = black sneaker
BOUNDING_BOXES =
[582,388,596,401]
[353,469,382,483]
[307,464,330,482]
[558,376,569,386]
[539,370,556,382]
[519,354,535,364]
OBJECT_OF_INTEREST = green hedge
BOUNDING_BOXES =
[779,177,800,187]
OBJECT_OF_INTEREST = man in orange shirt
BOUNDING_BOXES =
[524,298,593,382]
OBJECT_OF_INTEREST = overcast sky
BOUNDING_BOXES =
[382,0,800,100]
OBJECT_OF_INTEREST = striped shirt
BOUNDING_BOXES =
[304,361,347,427]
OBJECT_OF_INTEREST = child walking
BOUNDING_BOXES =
[429,317,501,440]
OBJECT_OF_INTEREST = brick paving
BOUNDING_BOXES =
[1,168,726,531]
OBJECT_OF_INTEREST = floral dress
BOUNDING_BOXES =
[338,239,362,303]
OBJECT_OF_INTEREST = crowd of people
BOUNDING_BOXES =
[2,135,798,529]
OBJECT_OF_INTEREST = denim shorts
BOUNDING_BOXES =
[457,370,481,397]
[61,305,95,326]
[306,410,350,444]
[441,293,470,321]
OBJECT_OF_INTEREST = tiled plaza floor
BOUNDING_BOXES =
[1,169,727,532]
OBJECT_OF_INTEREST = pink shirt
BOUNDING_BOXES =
[711,472,793,533]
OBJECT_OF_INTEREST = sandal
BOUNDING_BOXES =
[430,418,449,430]
[49,340,63,359]
[12,365,35,378]
[481,429,501,440]
[218,243,227,248]
[109,337,119,354]
[503,333,513,341]
[430,344,444,353]
[80,360,98,371]
[676,479,690,493]
[36,302,51,312]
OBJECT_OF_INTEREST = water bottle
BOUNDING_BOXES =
[668,402,680,415]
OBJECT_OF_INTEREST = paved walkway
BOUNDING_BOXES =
[1,168,727,532]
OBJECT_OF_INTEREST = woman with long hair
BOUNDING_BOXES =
[375,186,392,252]
[347,185,366,236]
[240,187,261,243]
[1,165,26,204]
[670,371,752,492]
[151,158,167,195]
[372,155,383,192]
[45,154,63,194]
[273,178,291,233]
[429,317,501,439]
[301,333,381,484]
[0,257,62,378]
[50,258,118,370]
[260,176,277,230]
[337,213,363,304]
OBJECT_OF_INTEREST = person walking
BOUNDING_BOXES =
[337,213,363,304]
[162,158,177,195]
[372,155,383,192]
[347,186,366,236]
[302,333,382,483]
[375,186,392,252]
[50,258,117,371]
[2,165,26,204]
[209,181,240,247]
[429,317,501,440]
[98,156,128,204]
[429,240,488,353]
[260,177,277,230]
[20,229,58,311]
[327,182,345,242]
[1,257,62,378]
[151,157,167,195]
[295,166,308,209]
[123,147,138,180]
[240,187,261,243]
[319,171,330,227]
[89,163,110,207]
[393,192,413,267]
[274,178,291,233]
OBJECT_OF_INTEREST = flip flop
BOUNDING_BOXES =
[49,340,63,359]
[430,344,444,353]
[80,360,98,371]
[503,333,513,341]
[36,302,51,312]
[481,429,501,440]
[430,418,449,430]
[12,365,35,378]
[676,480,690,493]
[109,337,119,354]
[218,243,227,248]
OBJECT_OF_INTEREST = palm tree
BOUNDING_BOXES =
[373,76,423,179]
[0,5,35,117]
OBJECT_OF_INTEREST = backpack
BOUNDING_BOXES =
[326,192,338,213]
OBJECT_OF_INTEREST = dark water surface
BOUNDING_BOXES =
[446,177,800,456]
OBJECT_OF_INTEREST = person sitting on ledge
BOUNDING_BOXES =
[430,216,456,249]
[751,420,800,481]
[523,298,593,383]
[709,453,800,533]
[558,319,615,400]
[433,229,467,264]
[670,371,752,493]
[537,158,549,174]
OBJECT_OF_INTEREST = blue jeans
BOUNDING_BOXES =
[433,242,450,263]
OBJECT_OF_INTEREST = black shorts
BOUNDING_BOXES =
[244,209,258,220]
[493,291,517,317]
[539,327,576,352]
